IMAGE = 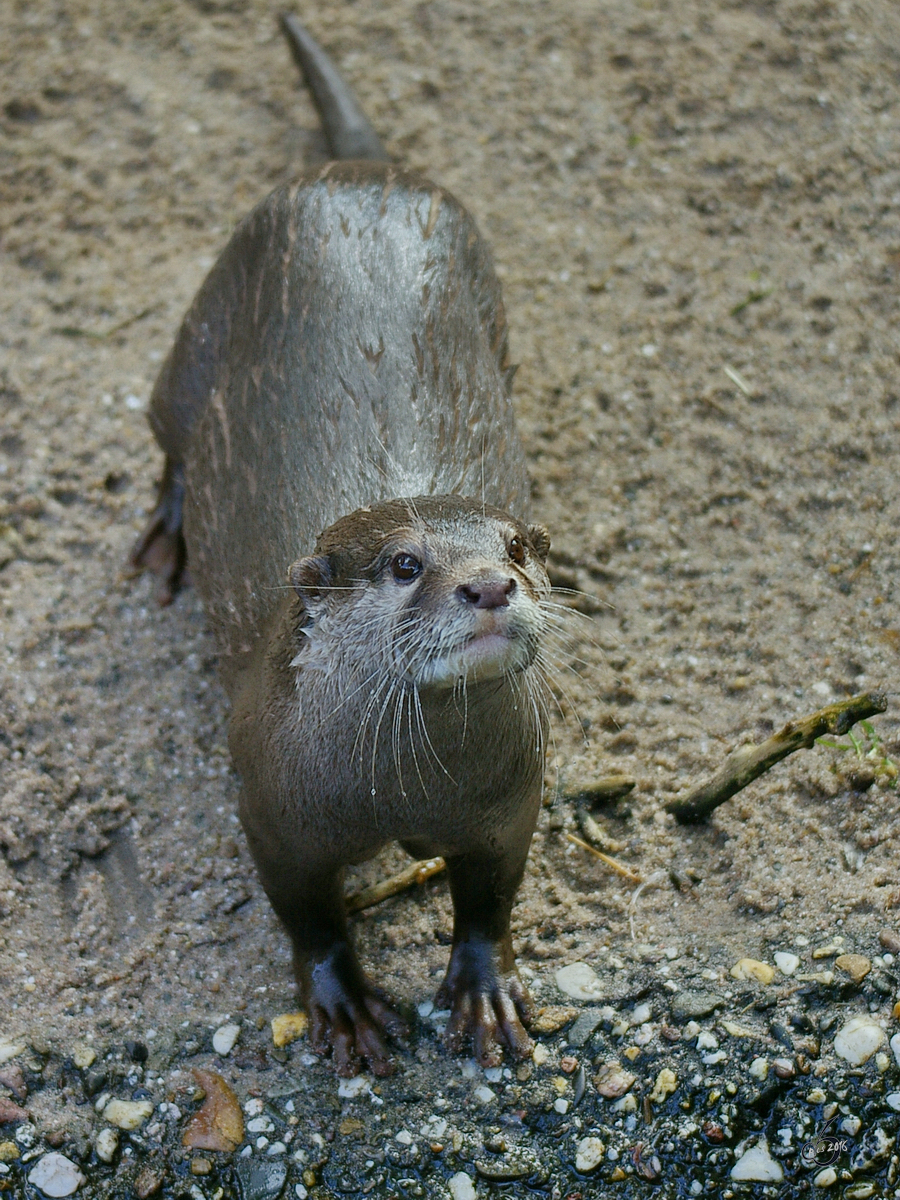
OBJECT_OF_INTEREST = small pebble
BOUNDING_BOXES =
[94,1127,119,1163]
[474,1086,495,1104]
[336,1076,370,1099]
[835,954,871,984]
[555,962,604,1001]
[813,1166,838,1187]
[27,1153,85,1197]
[696,1031,718,1050]
[212,1023,241,1056]
[812,942,842,959]
[670,992,724,1021]
[720,1020,753,1037]
[648,1068,677,1103]
[593,1061,635,1098]
[886,1093,900,1111]
[532,1044,549,1066]
[71,1044,96,1070]
[833,1015,886,1065]
[574,1136,605,1172]
[448,1173,477,1200]
[191,1157,213,1175]
[749,1057,768,1081]
[566,1007,604,1047]
[730,1140,783,1182]
[730,958,775,985]
[102,1099,154,1131]
[395,1130,414,1145]
[553,1098,569,1114]
[773,951,799,976]
[270,1013,307,1048]
[531,1005,578,1034]
[890,1032,900,1069]
[629,1002,652,1026]
[0,1142,19,1162]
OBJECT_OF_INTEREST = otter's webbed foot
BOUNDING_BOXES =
[126,457,188,606]
[300,944,409,1078]
[435,934,534,1068]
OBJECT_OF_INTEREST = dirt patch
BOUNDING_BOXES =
[2,0,899,1192]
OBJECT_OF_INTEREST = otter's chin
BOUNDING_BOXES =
[413,632,534,689]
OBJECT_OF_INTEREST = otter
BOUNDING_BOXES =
[131,15,552,1077]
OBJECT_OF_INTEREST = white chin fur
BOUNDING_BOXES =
[413,632,531,689]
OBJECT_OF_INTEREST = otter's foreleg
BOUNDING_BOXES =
[252,857,408,1077]
[436,840,536,1068]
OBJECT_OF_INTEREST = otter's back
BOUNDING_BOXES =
[161,163,529,660]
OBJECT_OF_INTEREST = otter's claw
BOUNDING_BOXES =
[436,939,534,1067]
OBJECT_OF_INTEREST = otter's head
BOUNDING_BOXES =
[288,495,550,688]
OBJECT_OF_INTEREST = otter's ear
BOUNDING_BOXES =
[288,555,332,599]
[527,524,551,563]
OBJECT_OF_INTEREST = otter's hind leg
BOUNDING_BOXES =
[127,456,188,605]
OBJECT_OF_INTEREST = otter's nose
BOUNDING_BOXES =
[457,577,515,609]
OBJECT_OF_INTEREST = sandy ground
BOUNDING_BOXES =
[2,0,900,1172]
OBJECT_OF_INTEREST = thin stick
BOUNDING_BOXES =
[665,691,888,824]
[566,833,643,884]
[567,774,636,804]
[345,856,446,913]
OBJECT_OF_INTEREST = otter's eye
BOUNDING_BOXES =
[507,536,526,566]
[391,553,423,582]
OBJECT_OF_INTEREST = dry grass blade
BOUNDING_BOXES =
[566,833,642,883]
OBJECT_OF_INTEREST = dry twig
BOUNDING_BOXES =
[665,691,888,824]
[345,856,445,913]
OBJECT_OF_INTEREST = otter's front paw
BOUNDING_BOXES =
[302,952,409,1077]
[435,938,534,1068]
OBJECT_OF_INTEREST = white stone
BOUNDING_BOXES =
[337,1075,370,1099]
[483,1067,502,1083]
[474,1086,495,1104]
[267,1142,287,1155]
[890,1032,900,1069]
[247,1116,274,1134]
[212,1023,241,1056]
[0,1040,25,1065]
[730,1140,783,1182]
[833,1015,885,1066]
[886,1093,900,1111]
[629,1003,652,1026]
[696,1031,719,1050]
[102,1099,154,1131]
[555,962,604,1001]
[774,952,800,976]
[574,1136,605,1172]
[448,1172,477,1200]
[94,1127,118,1163]
[813,1167,838,1187]
[27,1153,85,1197]
[395,1130,413,1145]
[554,1098,569,1114]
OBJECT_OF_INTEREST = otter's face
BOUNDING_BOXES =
[288,496,550,689]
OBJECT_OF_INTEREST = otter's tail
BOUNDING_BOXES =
[280,14,390,163]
